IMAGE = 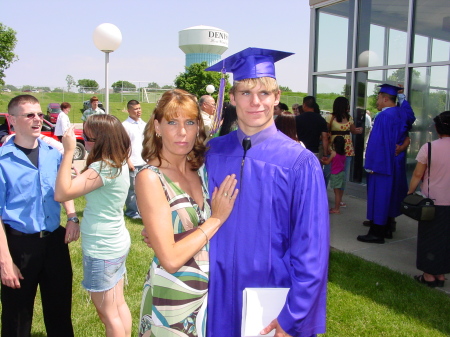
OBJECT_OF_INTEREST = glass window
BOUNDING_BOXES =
[357,0,409,67]
[315,1,354,72]
[315,74,350,112]
[413,34,429,64]
[413,0,450,63]
[409,65,449,177]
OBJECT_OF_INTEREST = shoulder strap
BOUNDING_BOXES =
[427,142,431,197]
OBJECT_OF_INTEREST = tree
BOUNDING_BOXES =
[0,23,18,86]
[52,88,63,93]
[174,62,230,100]
[111,80,136,93]
[66,75,76,92]
[162,84,174,89]
[147,82,160,89]
[37,86,50,92]
[279,86,292,93]
[77,79,99,92]
[5,84,18,91]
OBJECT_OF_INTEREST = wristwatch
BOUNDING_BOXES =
[67,216,80,223]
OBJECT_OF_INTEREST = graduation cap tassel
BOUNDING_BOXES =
[209,70,226,136]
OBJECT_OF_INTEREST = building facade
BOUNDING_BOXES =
[309,0,450,185]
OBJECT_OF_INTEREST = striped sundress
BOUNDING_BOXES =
[138,165,211,337]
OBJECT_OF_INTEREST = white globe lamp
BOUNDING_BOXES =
[358,50,379,68]
[206,85,215,94]
[93,23,122,113]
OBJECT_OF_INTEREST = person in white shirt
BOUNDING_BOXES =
[55,102,72,141]
[364,109,372,146]
[199,95,216,140]
[122,100,146,219]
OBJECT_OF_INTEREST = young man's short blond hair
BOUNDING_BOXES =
[230,77,279,95]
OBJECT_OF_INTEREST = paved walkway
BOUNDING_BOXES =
[73,155,450,294]
[329,188,449,294]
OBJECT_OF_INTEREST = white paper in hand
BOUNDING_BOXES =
[241,288,289,337]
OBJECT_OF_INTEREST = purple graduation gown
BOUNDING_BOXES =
[365,99,415,225]
[205,125,329,337]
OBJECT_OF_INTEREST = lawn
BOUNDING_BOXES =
[0,195,449,336]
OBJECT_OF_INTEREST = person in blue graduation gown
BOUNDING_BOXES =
[205,48,329,337]
[358,84,416,243]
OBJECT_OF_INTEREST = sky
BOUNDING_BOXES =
[1,0,312,93]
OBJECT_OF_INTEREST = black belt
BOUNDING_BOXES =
[331,131,350,135]
[4,224,54,238]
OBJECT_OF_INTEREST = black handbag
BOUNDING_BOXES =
[401,142,435,221]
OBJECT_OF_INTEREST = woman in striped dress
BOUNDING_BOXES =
[136,89,238,337]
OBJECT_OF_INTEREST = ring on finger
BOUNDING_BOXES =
[224,192,228,197]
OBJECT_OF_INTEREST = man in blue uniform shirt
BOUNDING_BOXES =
[205,48,329,337]
[358,84,415,243]
[0,95,80,336]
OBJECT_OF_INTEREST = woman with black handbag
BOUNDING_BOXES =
[408,111,450,287]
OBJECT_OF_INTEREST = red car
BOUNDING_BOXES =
[47,103,62,124]
[0,112,86,160]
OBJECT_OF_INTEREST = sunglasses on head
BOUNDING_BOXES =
[82,133,96,142]
[17,113,45,119]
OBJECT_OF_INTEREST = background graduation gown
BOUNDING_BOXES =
[205,126,329,337]
[365,99,415,225]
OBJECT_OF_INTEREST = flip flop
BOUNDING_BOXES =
[329,208,340,214]
[414,274,436,288]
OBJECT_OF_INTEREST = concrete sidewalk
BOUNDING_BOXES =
[328,187,450,294]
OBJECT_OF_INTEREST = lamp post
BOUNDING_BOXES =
[93,23,122,114]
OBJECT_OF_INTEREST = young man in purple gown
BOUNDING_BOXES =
[205,48,329,337]
[358,84,416,243]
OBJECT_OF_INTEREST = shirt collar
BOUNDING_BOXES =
[236,123,277,149]
[126,116,143,124]
[0,136,49,157]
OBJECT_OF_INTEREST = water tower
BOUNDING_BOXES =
[179,25,229,67]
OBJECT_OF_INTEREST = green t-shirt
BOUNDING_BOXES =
[81,161,130,259]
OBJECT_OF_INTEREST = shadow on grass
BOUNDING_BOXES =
[328,250,450,335]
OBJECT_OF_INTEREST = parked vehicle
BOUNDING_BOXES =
[47,103,62,124]
[0,112,86,160]
[2,88,11,92]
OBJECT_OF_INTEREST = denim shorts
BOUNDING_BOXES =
[82,253,128,292]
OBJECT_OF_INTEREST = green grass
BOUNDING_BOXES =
[325,251,450,336]
[1,195,449,336]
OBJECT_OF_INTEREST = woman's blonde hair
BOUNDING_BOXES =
[141,89,207,170]
[83,114,130,176]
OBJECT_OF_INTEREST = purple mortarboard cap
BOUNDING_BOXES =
[205,47,294,80]
[378,84,402,96]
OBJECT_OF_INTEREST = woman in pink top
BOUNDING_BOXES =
[408,111,450,288]
[321,136,346,214]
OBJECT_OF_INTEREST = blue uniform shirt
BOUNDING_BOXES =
[0,136,62,233]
